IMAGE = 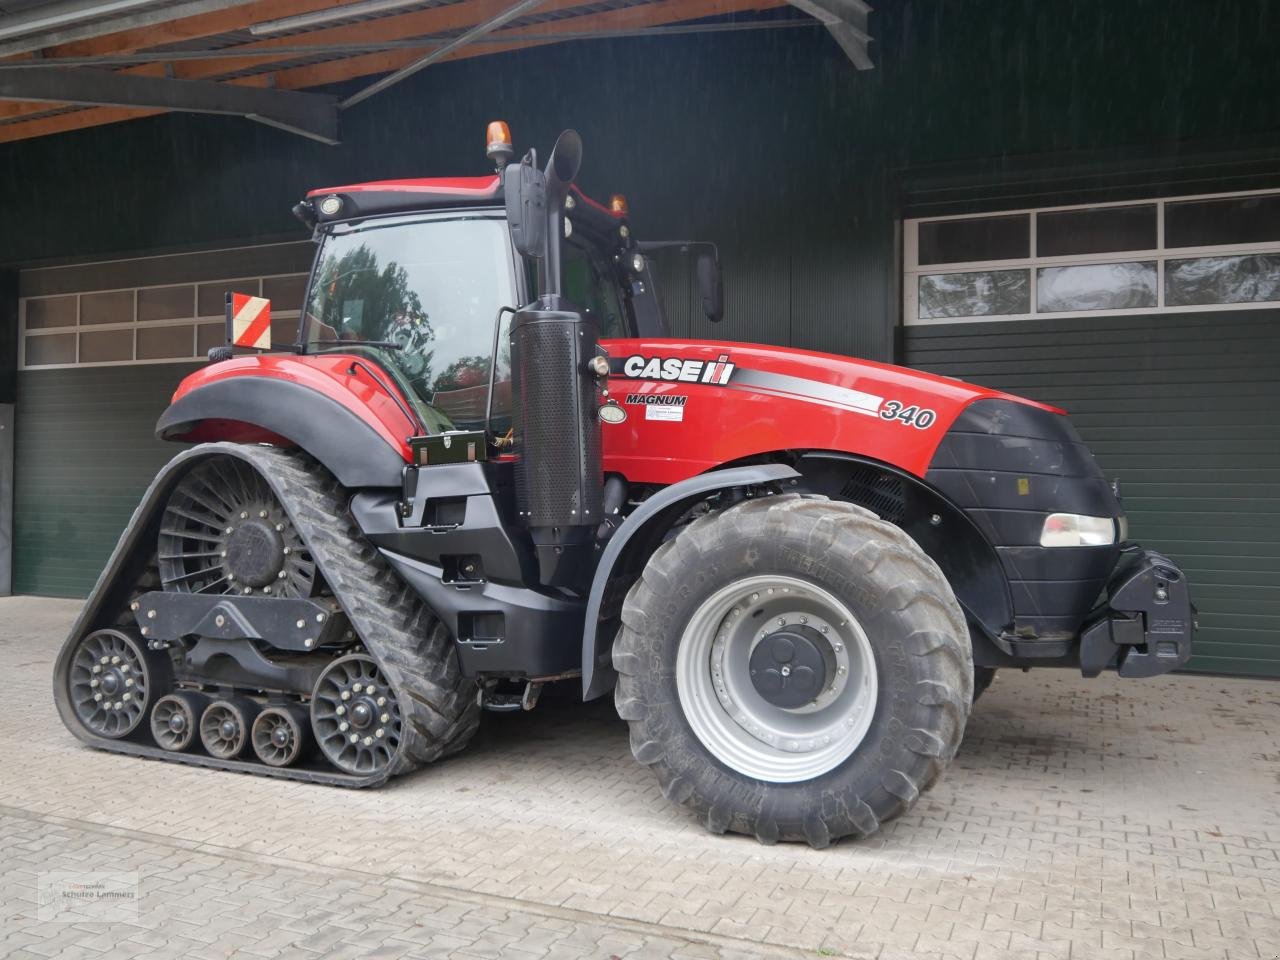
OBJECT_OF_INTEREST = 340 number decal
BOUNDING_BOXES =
[879,400,936,429]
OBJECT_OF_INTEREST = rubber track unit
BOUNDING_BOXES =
[52,442,480,787]
[612,494,972,846]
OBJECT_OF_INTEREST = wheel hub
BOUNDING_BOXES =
[749,625,829,708]
[168,712,186,733]
[271,725,291,747]
[225,519,284,587]
[350,700,374,729]
[219,719,238,740]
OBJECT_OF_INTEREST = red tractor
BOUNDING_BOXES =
[54,126,1194,846]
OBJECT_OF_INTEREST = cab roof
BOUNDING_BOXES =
[303,175,626,228]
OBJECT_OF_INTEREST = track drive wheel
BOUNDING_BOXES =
[200,698,257,759]
[252,705,311,767]
[150,691,209,752]
[311,655,403,776]
[613,494,973,847]
[66,629,156,739]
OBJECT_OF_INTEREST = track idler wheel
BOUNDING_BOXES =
[251,705,311,767]
[199,698,258,759]
[66,629,155,739]
[311,654,403,776]
[150,691,209,752]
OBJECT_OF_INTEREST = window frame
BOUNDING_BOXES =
[903,186,1280,326]
[19,272,306,370]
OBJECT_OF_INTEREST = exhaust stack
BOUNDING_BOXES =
[506,130,604,588]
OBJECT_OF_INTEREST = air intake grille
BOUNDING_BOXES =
[839,466,906,524]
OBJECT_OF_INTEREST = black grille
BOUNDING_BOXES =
[511,310,603,528]
[839,466,906,524]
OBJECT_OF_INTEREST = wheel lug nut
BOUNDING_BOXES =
[777,618,786,627]
[375,728,384,738]
[92,664,102,674]
[751,592,759,601]
[296,620,305,629]
[240,512,248,519]
[350,733,360,743]
[259,510,267,519]
[799,616,808,624]
[339,722,349,732]
[821,626,829,634]
[114,701,123,710]
[276,523,285,532]
[380,713,389,724]
[363,736,372,746]
[365,685,376,695]
[94,693,102,702]
[336,706,345,716]
[353,683,363,693]
[125,678,134,687]
[130,602,140,612]
[376,697,386,707]
[122,693,131,702]
[111,656,121,665]
[283,547,292,555]
[277,571,286,580]
[340,691,350,701]
[100,656,109,665]
[834,643,843,652]
[90,679,99,688]
[225,527,234,534]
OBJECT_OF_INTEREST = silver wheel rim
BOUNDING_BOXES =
[676,574,878,783]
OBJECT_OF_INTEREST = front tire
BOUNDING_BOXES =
[613,494,972,846]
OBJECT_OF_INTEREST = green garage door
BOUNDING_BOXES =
[903,310,1280,678]
[13,242,312,597]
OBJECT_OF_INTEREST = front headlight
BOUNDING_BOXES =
[1040,513,1118,547]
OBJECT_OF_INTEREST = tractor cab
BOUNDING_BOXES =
[289,123,718,440]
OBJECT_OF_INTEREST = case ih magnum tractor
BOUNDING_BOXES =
[54,126,1194,846]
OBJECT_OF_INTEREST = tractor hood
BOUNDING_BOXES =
[600,338,1061,484]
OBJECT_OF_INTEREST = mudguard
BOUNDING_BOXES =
[581,463,801,700]
[156,376,404,489]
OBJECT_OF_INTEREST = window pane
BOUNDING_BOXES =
[138,284,194,322]
[137,324,194,360]
[79,329,132,362]
[1165,254,1280,306]
[269,317,296,351]
[80,290,134,325]
[1037,205,1156,257]
[24,333,75,365]
[1165,194,1280,248]
[24,296,76,330]
[1037,262,1157,313]
[918,270,1030,319]
[262,274,308,312]
[196,323,224,355]
[198,280,256,318]
[918,214,1029,265]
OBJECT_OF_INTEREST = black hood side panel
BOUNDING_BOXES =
[927,399,1122,641]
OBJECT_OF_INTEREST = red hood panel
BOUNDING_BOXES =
[599,339,1059,484]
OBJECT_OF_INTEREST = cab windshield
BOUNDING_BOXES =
[301,214,516,432]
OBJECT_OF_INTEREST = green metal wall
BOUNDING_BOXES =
[903,312,1280,678]
[12,365,194,597]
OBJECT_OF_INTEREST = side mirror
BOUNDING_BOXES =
[504,157,546,260]
[696,251,724,322]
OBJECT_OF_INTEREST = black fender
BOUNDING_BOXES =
[795,451,1015,659]
[156,376,404,488]
[581,463,801,700]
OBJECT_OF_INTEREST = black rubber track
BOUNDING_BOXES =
[52,442,480,786]
[612,494,973,847]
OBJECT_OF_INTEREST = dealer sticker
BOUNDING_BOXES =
[646,405,684,422]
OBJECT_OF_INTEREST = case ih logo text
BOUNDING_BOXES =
[621,354,735,384]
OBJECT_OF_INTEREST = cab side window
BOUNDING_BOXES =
[563,242,630,338]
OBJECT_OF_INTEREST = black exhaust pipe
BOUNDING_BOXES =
[508,131,604,588]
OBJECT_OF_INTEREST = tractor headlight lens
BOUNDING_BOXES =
[630,252,645,274]
[1040,513,1118,547]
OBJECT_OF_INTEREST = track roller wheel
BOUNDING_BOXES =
[66,629,155,739]
[311,654,403,776]
[199,698,257,759]
[251,705,311,767]
[150,691,209,752]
